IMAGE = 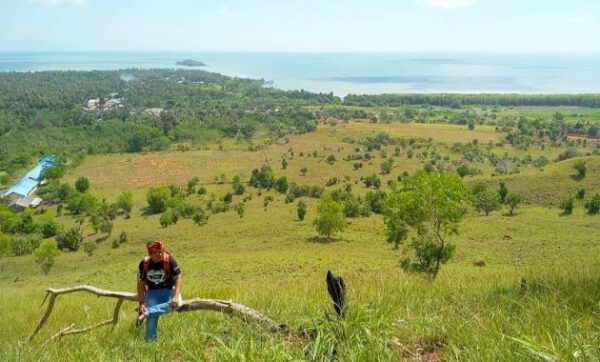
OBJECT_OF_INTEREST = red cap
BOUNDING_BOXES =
[147,240,163,252]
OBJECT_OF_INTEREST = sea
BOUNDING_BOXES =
[1,52,600,97]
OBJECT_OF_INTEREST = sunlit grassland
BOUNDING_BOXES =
[1,120,600,360]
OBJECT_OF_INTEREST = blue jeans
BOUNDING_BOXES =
[144,288,182,341]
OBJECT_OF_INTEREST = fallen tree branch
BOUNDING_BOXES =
[23,284,284,345]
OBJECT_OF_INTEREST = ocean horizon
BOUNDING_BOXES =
[2,51,600,96]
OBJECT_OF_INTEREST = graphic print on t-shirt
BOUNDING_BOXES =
[147,268,165,285]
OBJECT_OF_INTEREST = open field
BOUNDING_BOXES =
[1,120,600,361]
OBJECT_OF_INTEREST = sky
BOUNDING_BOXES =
[0,0,599,52]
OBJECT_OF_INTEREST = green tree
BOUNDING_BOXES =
[474,190,502,216]
[505,193,523,216]
[275,177,289,194]
[66,192,98,215]
[41,165,66,181]
[313,194,345,239]
[297,200,307,221]
[383,172,469,278]
[75,176,90,193]
[117,191,134,218]
[147,186,171,213]
[498,181,508,203]
[33,240,61,274]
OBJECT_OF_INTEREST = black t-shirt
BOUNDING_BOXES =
[137,254,181,290]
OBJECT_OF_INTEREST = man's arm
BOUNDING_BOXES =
[137,281,147,313]
[171,274,182,308]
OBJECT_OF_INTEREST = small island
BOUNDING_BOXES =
[176,59,206,67]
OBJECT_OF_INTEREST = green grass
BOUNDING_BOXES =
[1,121,600,361]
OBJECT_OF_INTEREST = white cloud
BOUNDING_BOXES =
[421,0,478,9]
[217,5,230,15]
[567,15,594,24]
[30,0,87,7]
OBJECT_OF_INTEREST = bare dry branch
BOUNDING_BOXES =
[24,285,283,344]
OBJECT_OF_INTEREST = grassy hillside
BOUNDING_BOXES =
[1,120,599,361]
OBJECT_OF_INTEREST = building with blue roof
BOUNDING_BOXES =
[1,155,57,205]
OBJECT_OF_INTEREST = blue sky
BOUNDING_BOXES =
[1,0,599,52]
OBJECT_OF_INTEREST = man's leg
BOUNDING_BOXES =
[145,288,182,318]
[144,289,171,341]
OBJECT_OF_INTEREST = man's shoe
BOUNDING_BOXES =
[135,313,145,328]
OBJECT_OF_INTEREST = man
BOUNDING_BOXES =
[136,240,183,341]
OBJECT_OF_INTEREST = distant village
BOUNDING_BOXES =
[83,93,124,112]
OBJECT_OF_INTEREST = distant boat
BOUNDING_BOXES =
[176,59,206,67]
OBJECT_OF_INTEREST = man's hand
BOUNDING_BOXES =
[138,303,147,315]
[170,297,179,309]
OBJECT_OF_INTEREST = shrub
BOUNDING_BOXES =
[75,177,90,193]
[326,177,338,187]
[297,200,307,221]
[285,193,295,204]
[82,239,97,256]
[146,186,172,213]
[249,165,276,189]
[474,190,502,216]
[159,208,178,228]
[560,197,574,215]
[197,186,207,195]
[586,193,600,215]
[573,160,587,179]
[187,176,200,194]
[119,231,128,244]
[363,174,381,189]
[56,227,83,252]
[263,195,274,208]
[33,240,61,274]
[192,207,209,225]
[117,191,134,218]
[556,148,579,161]
[275,177,289,194]
[211,201,229,214]
[505,193,523,216]
[498,181,508,203]
[365,190,387,214]
[235,202,246,218]
[223,192,234,204]
[41,220,61,238]
[576,188,586,200]
[380,159,394,174]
